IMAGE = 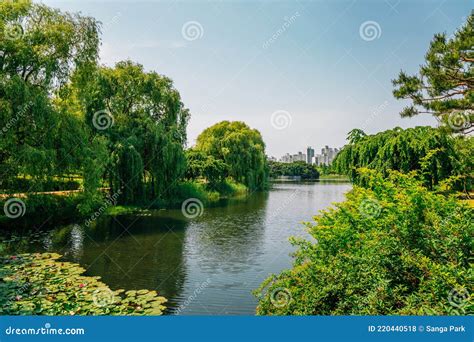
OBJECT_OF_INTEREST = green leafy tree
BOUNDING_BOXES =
[71,61,189,204]
[195,121,268,190]
[268,161,320,180]
[333,126,464,190]
[0,0,100,192]
[392,13,473,134]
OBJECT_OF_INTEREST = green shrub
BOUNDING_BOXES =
[255,169,473,315]
[0,253,166,315]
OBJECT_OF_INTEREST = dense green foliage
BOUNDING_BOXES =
[194,121,268,190]
[0,1,100,194]
[256,170,473,315]
[0,253,166,315]
[392,13,473,134]
[71,61,189,204]
[269,161,320,180]
[333,127,472,191]
[0,1,191,212]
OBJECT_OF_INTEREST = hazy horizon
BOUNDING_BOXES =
[42,0,472,158]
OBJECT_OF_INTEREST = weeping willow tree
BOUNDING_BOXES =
[70,60,189,204]
[110,142,144,204]
[333,127,463,189]
[0,1,100,193]
[195,121,268,190]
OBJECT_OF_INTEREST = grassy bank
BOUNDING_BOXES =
[318,174,350,181]
[105,179,248,216]
[0,180,249,227]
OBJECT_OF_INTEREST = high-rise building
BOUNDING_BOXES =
[314,146,340,166]
[306,146,315,164]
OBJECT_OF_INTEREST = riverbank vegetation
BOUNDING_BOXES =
[269,161,320,180]
[256,170,472,315]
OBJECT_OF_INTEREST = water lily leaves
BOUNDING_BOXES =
[0,253,167,315]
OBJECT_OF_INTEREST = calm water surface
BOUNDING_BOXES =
[3,181,351,315]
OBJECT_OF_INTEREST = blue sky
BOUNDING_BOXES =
[42,0,473,157]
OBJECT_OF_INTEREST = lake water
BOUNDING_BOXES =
[2,181,351,315]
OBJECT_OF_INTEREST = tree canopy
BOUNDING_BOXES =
[0,0,100,192]
[194,121,268,190]
[268,161,320,180]
[332,126,471,190]
[392,13,473,134]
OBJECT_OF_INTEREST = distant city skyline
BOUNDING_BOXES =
[42,0,471,156]
[275,145,340,166]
